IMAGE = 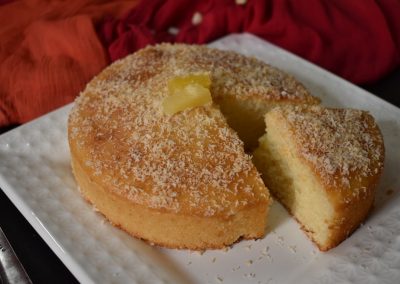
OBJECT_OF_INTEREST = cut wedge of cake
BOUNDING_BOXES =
[253,105,385,251]
[68,44,320,249]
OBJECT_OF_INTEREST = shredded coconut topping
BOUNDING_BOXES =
[276,105,385,191]
[70,44,320,216]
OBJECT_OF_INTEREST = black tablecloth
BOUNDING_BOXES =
[1,67,399,284]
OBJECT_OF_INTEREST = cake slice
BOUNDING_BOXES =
[253,105,385,250]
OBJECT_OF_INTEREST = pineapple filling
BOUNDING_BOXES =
[163,73,212,115]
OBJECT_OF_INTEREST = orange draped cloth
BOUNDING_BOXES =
[0,0,138,127]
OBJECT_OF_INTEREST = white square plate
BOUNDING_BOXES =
[1,33,400,284]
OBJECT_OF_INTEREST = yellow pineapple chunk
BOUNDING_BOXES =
[163,73,212,115]
[168,73,211,93]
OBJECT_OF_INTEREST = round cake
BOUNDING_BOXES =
[68,44,318,249]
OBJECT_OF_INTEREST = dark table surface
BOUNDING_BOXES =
[0,66,399,284]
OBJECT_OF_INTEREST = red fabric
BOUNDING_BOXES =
[1,0,400,127]
[100,0,400,85]
[0,0,138,127]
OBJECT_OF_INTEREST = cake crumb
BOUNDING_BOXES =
[288,245,297,253]
[216,276,224,283]
[361,264,367,270]
[212,257,216,263]
[231,265,241,271]
[244,272,256,278]
[245,259,253,266]
[276,236,284,247]
[245,244,252,251]
[261,246,269,255]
